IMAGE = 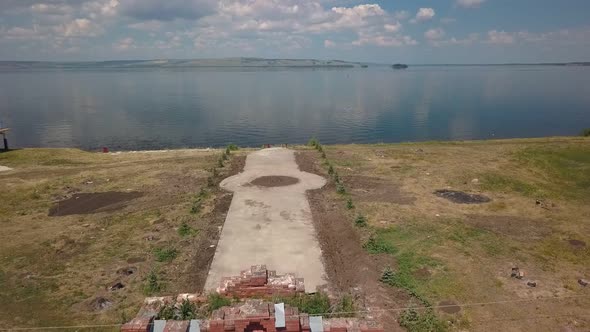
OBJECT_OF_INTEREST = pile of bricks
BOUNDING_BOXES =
[217,265,305,298]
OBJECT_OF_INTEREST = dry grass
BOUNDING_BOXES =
[321,137,590,331]
[0,148,245,328]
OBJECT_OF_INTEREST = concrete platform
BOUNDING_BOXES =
[204,148,327,293]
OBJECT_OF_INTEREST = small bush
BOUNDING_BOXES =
[332,294,355,317]
[582,128,590,137]
[336,182,346,194]
[144,270,162,295]
[227,143,239,151]
[190,198,202,214]
[221,153,228,161]
[225,147,231,155]
[355,214,367,227]
[154,247,178,262]
[217,158,224,168]
[178,222,198,237]
[399,309,447,332]
[277,293,331,315]
[346,198,354,210]
[317,144,323,152]
[207,293,232,313]
[207,177,214,187]
[333,173,340,183]
[157,299,198,320]
[321,151,326,159]
[308,137,319,147]
[380,267,396,284]
[364,236,397,254]
[327,165,335,176]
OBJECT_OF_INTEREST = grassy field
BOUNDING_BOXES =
[1,137,589,331]
[0,148,244,328]
[314,137,590,331]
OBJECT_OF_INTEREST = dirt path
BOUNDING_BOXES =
[204,148,327,292]
[296,150,408,331]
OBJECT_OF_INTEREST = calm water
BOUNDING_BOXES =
[1,66,589,150]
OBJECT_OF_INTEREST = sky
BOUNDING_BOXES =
[0,0,589,64]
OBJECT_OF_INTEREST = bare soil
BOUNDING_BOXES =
[438,300,461,314]
[250,175,299,187]
[343,175,415,205]
[434,189,491,204]
[48,191,143,216]
[568,239,586,248]
[296,151,407,331]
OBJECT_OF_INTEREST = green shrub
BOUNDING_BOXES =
[399,309,447,332]
[327,165,335,176]
[582,128,590,137]
[144,270,162,295]
[158,303,176,319]
[178,299,197,319]
[380,267,396,284]
[277,293,331,315]
[154,247,178,262]
[207,293,232,313]
[317,144,323,152]
[190,198,202,214]
[364,236,396,254]
[178,222,198,237]
[321,151,326,159]
[225,147,231,155]
[336,182,346,194]
[355,214,367,227]
[308,137,319,147]
[227,143,239,151]
[332,294,355,317]
[346,198,354,210]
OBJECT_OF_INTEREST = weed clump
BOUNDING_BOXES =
[399,308,447,332]
[365,237,396,254]
[154,247,178,262]
[275,292,331,315]
[158,299,198,320]
[582,128,590,137]
[178,221,198,237]
[355,214,367,227]
[336,182,346,194]
[207,293,232,313]
[346,198,354,210]
[227,143,239,151]
[308,137,319,148]
[144,270,162,295]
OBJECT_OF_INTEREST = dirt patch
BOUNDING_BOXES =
[568,239,586,248]
[438,300,461,314]
[48,191,143,216]
[186,155,246,292]
[434,189,491,204]
[296,150,407,331]
[413,267,432,279]
[344,176,415,205]
[464,214,551,240]
[250,176,299,187]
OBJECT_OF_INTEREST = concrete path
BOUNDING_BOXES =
[204,148,327,293]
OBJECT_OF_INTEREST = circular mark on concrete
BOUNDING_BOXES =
[568,239,586,248]
[434,189,491,204]
[250,176,300,187]
[438,300,461,314]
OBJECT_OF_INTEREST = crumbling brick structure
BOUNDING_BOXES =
[121,266,384,332]
[217,265,305,298]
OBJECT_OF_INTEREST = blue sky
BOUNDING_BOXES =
[0,0,589,63]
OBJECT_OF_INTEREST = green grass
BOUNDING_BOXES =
[178,222,198,237]
[207,293,232,313]
[144,270,162,295]
[274,292,331,316]
[480,173,539,197]
[364,236,397,254]
[153,247,178,262]
[515,146,590,198]
[399,309,448,332]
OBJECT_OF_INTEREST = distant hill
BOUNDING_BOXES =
[0,58,362,69]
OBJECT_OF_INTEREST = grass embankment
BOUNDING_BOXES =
[309,137,590,332]
[0,147,244,328]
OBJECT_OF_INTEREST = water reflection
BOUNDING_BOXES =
[0,66,589,150]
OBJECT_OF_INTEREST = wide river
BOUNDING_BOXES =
[1,65,589,150]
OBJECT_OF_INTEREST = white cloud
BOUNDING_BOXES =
[324,39,336,48]
[384,22,401,33]
[440,17,456,24]
[412,8,435,23]
[456,0,485,8]
[57,18,103,37]
[425,28,445,40]
[128,20,162,31]
[114,37,136,50]
[31,3,73,16]
[430,33,479,47]
[487,30,515,44]
[393,10,410,20]
[352,30,417,47]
